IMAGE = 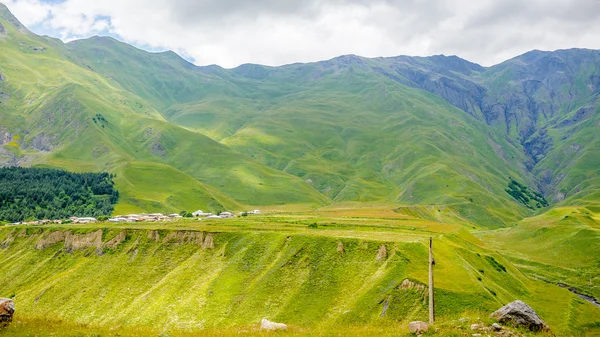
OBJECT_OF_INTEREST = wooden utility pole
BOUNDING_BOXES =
[429,236,435,325]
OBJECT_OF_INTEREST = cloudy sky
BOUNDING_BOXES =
[4,0,600,68]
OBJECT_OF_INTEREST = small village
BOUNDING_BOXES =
[7,209,261,226]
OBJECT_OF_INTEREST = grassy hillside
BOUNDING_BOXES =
[65,38,536,227]
[0,6,328,214]
[0,209,598,335]
[479,207,600,300]
[2,2,600,223]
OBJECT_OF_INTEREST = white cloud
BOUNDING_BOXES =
[4,0,600,68]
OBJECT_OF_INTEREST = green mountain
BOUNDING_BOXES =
[0,6,327,215]
[0,4,599,336]
[1,3,600,226]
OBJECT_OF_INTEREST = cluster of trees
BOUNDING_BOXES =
[505,179,549,209]
[0,167,119,222]
[179,210,194,218]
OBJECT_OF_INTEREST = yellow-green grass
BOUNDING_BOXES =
[0,315,564,337]
[478,207,600,300]
[0,209,598,336]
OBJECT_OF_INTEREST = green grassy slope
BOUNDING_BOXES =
[0,7,328,213]
[65,39,535,227]
[0,222,597,335]
[478,207,600,300]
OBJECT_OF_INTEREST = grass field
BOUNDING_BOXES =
[0,206,598,336]
[478,207,600,300]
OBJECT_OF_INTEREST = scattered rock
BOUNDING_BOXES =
[32,46,46,51]
[400,279,426,291]
[459,317,470,323]
[30,132,56,152]
[491,300,548,331]
[260,318,287,331]
[470,323,484,331]
[471,334,481,337]
[408,321,429,334]
[337,242,344,256]
[0,298,14,325]
[492,323,502,331]
[376,244,387,261]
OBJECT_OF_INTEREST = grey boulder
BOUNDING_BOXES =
[408,321,429,334]
[491,300,548,331]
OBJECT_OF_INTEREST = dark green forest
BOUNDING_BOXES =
[0,167,118,222]
[505,179,549,209]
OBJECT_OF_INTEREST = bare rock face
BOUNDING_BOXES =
[64,230,103,252]
[260,318,287,331]
[408,321,429,334]
[104,230,127,249]
[202,234,214,249]
[162,231,203,245]
[147,230,160,242]
[400,279,426,291]
[491,300,548,331]
[0,298,14,325]
[35,231,66,249]
[337,242,344,256]
[376,244,387,261]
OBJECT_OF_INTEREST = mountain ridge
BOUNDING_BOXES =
[1,2,599,224]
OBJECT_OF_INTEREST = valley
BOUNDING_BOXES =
[0,2,599,336]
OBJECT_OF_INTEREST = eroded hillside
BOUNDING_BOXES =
[0,223,597,335]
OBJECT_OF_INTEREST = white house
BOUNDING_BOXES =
[220,212,234,218]
[75,217,97,224]
[192,210,205,217]
[206,215,222,219]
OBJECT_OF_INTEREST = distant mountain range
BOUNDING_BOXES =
[1,3,598,226]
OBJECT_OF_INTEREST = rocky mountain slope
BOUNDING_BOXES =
[365,50,600,206]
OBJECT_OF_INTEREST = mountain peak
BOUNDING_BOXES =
[426,54,485,73]
[0,2,31,35]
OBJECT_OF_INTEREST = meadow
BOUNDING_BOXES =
[1,206,598,336]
